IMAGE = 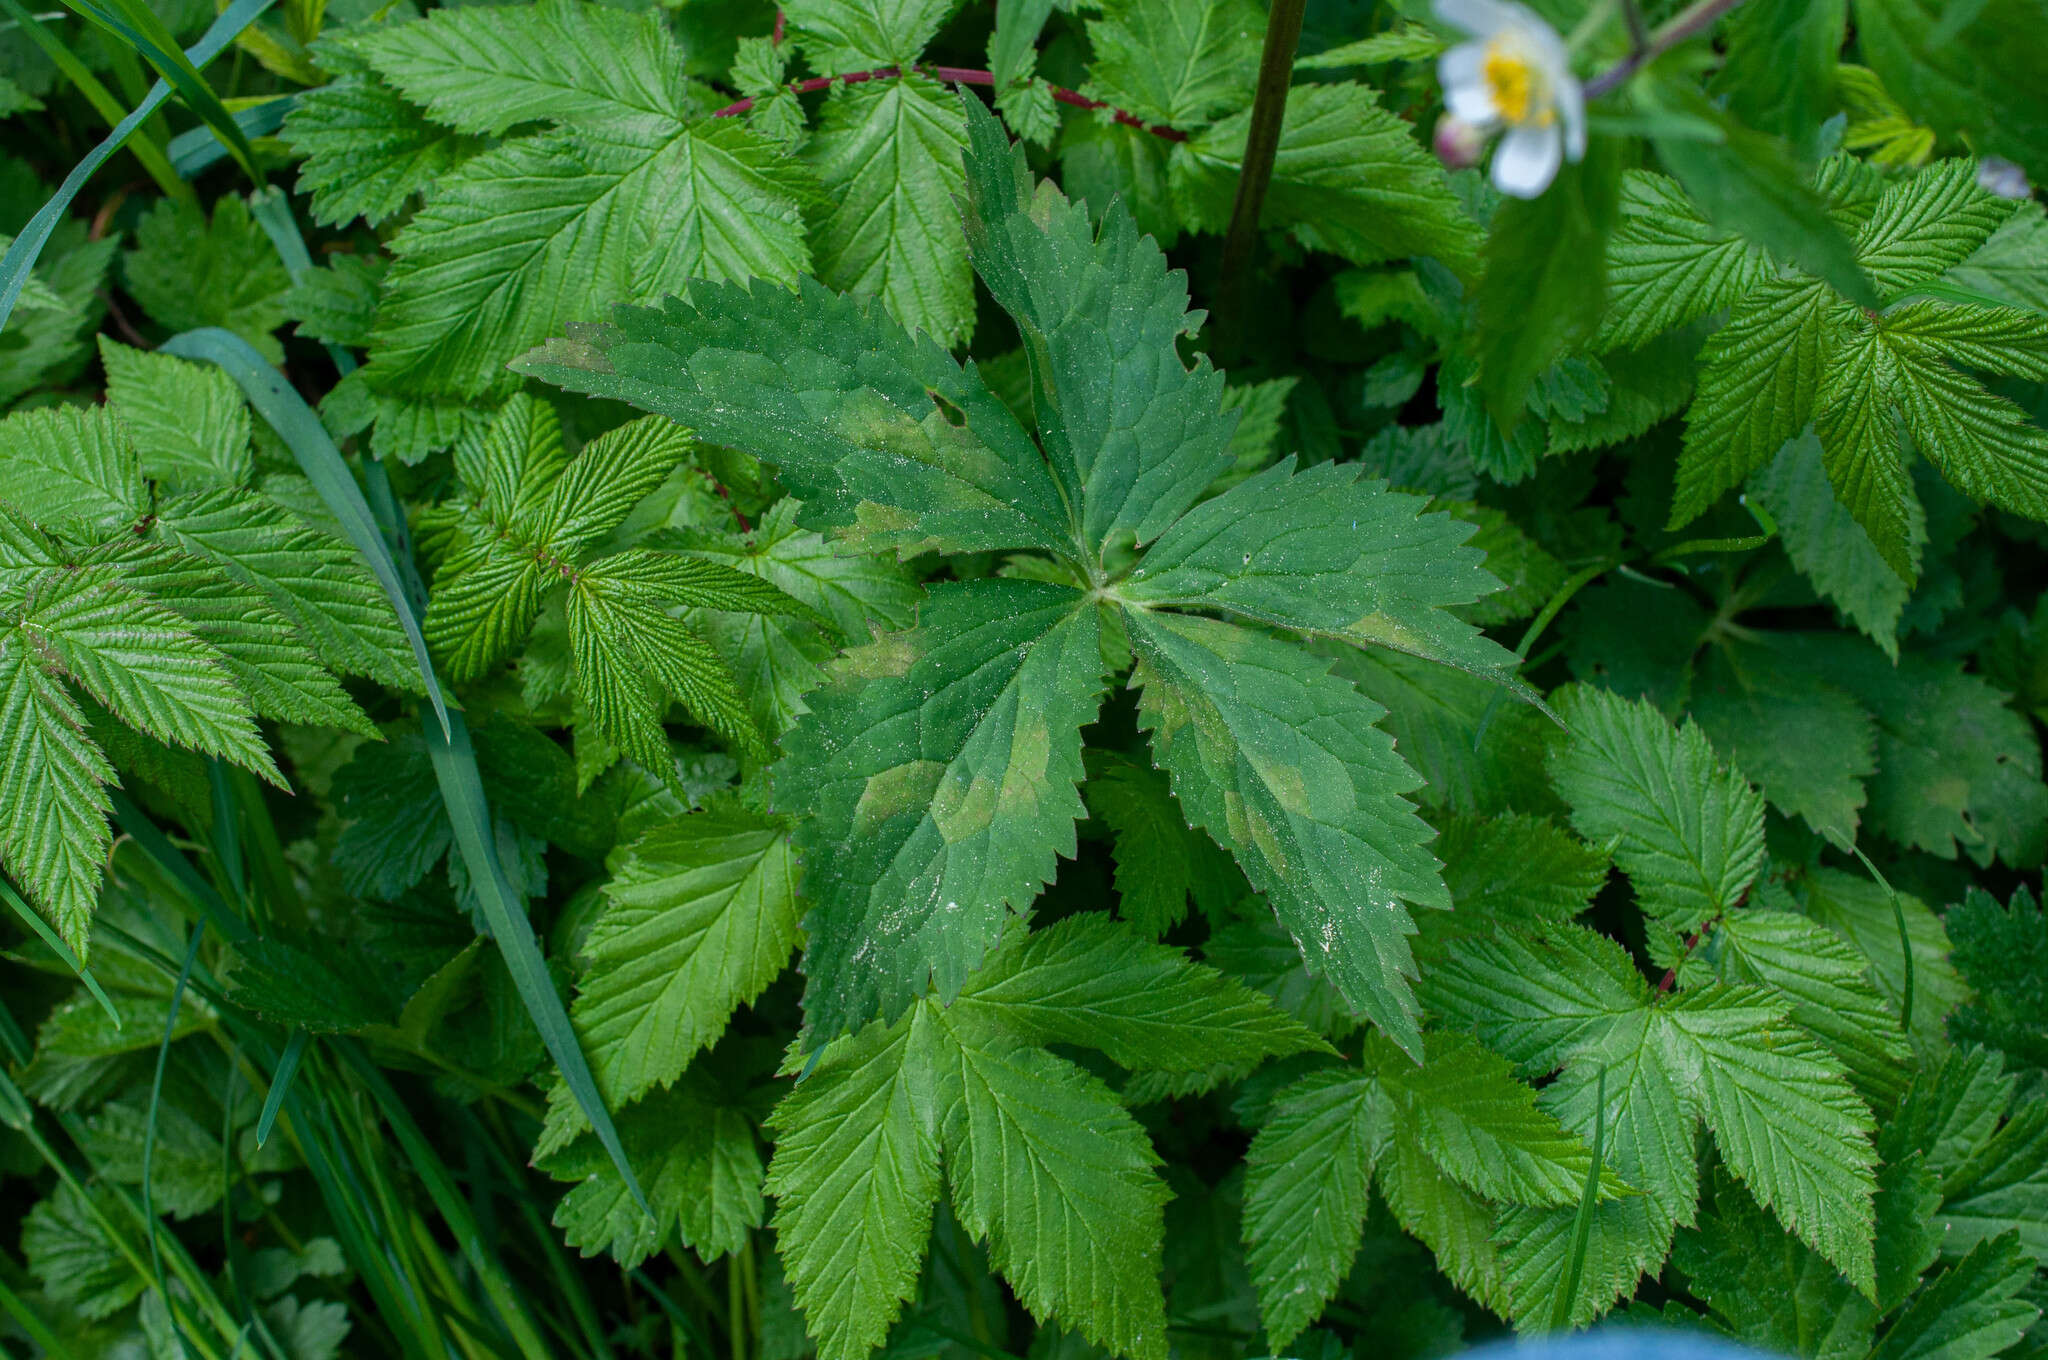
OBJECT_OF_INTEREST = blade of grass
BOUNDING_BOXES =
[0,0,277,333]
[142,922,209,1352]
[256,1028,309,1149]
[161,325,647,1218]
[1,873,121,1025]
[0,0,184,198]
[52,0,265,180]
[1552,1063,1608,1332]
[110,790,252,945]
[168,93,295,177]
[0,1261,72,1359]
[1844,841,1913,1036]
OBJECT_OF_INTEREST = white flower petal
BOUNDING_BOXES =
[1433,0,1529,38]
[1555,70,1587,159]
[1492,121,1564,197]
[1441,42,1503,125]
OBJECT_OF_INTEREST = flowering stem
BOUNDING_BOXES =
[1215,0,1308,353]
[1582,0,1750,99]
[708,64,1187,141]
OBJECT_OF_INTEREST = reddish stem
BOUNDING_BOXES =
[710,64,1188,142]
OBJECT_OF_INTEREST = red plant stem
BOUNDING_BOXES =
[709,64,1188,142]
[1582,0,1751,99]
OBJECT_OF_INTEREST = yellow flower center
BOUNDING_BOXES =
[1483,39,1551,127]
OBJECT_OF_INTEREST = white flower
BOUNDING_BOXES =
[1434,0,1586,198]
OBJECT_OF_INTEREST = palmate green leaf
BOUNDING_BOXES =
[1170,83,1481,276]
[804,74,973,348]
[539,807,800,1155]
[355,0,699,134]
[1682,908,1911,1105]
[282,70,479,229]
[368,118,812,400]
[1121,457,1523,686]
[1673,1170,1877,1360]
[514,277,1071,559]
[949,914,1330,1080]
[1129,608,1445,1056]
[98,338,252,493]
[1549,686,1766,937]
[1853,159,2016,298]
[1080,0,1260,130]
[1872,1233,2041,1360]
[1945,885,2048,1077]
[931,1008,1170,1360]
[766,1008,946,1360]
[960,91,1234,552]
[546,1079,765,1269]
[775,580,1105,1036]
[0,403,149,536]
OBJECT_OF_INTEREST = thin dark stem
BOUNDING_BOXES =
[1215,0,1307,354]
[1583,0,1750,99]
[709,63,1187,142]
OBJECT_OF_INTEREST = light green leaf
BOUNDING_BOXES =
[1129,608,1445,1056]
[1080,0,1260,129]
[540,807,799,1155]
[122,194,292,364]
[1673,1170,1876,1360]
[1597,171,1769,353]
[0,630,116,954]
[931,1008,1170,1360]
[282,72,479,229]
[0,404,148,535]
[98,337,252,493]
[1685,642,1878,842]
[1795,864,1966,1054]
[783,0,958,69]
[22,1183,141,1320]
[1854,159,2016,297]
[1938,1101,2048,1266]
[804,74,973,348]
[1082,754,1234,938]
[776,579,1105,1036]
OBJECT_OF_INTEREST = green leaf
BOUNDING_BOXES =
[1673,1170,1876,1360]
[81,1098,225,1219]
[1079,0,1260,129]
[0,629,116,954]
[1596,173,1767,350]
[1885,325,2048,526]
[1337,648,1554,816]
[1949,204,2048,311]
[540,807,800,1155]
[1122,457,1523,686]
[0,226,116,410]
[547,1080,764,1268]
[1938,1100,2048,1266]
[1814,318,1921,581]
[1853,0,2048,183]
[1473,145,1622,425]
[22,1184,142,1320]
[122,194,292,363]
[283,254,384,350]
[1431,812,1607,937]
[369,119,812,399]
[1871,1233,2041,1360]
[1713,0,1847,156]
[1083,755,1234,938]
[783,0,957,70]
[950,914,1331,1079]
[1748,431,1916,655]
[98,337,252,493]
[1129,608,1445,1056]
[1795,864,1966,1054]
[514,278,1071,559]
[1170,83,1481,276]
[766,1009,945,1360]
[1883,1045,2016,1182]
[931,1008,1170,1360]
[1854,158,2017,297]
[1945,885,2048,1078]
[1241,1069,1380,1347]
[803,74,973,348]
[776,579,1106,1036]
[0,403,148,535]
[281,72,479,228]
[1671,279,1837,528]
[1549,686,1766,936]
[960,91,1233,553]
[355,0,699,134]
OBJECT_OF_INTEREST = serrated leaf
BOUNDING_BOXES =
[1855,159,2016,297]
[0,403,149,535]
[0,628,116,953]
[1242,1069,1380,1347]
[98,337,252,493]
[803,74,972,348]
[1794,863,1966,1054]
[1337,647,1553,816]
[1938,1101,2048,1266]
[1686,641,1878,842]
[515,278,1070,559]
[356,0,698,134]
[777,579,1105,1036]
[766,1009,944,1360]
[1871,1233,2040,1360]
[1945,885,2048,1080]
[783,0,957,70]
[951,914,1330,1077]
[1549,686,1766,935]
[122,194,293,363]
[1123,457,1522,686]
[282,72,479,228]
[369,120,811,399]
[1129,607,1445,1056]
[1080,0,1260,129]
[931,1008,1170,1360]
[540,808,799,1154]
[22,1184,142,1320]
[1749,430,1918,655]
[1083,755,1232,938]
[1170,83,1480,276]
[961,92,1233,551]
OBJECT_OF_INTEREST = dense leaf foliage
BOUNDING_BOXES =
[2,0,2047,1357]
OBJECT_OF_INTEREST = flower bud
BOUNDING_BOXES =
[1434,114,1487,170]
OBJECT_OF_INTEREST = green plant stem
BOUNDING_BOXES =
[1214,0,1306,354]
